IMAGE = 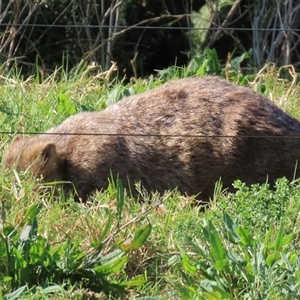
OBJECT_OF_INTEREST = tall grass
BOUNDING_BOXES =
[1,57,300,299]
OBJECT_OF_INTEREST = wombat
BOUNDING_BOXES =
[3,76,300,201]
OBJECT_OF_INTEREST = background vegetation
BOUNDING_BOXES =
[0,0,300,77]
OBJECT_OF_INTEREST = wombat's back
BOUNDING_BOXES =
[100,76,300,137]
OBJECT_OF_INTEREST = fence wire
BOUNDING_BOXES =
[0,23,300,32]
[2,131,300,139]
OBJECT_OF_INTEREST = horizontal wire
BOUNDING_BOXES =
[0,23,299,32]
[2,131,300,139]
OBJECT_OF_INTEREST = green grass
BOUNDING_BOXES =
[1,58,300,299]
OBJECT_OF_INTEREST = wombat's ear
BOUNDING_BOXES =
[40,143,57,167]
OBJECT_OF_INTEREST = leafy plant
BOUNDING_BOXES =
[172,213,300,299]
[56,93,77,118]
[0,180,151,298]
[186,49,222,76]
[186,48,252,80]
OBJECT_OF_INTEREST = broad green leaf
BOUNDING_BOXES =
[168,254,181,267]
[222,214,240,243]
[3,225,16,238]
[4,285,27,300]
[226,250,245,266]
[207,49,221,74]
[203,290,234,300]
[21,204,41,225]
[201,280,233,300]
[203,291,223,300]
[2,276,12,282]
[266,251,280,266]
[252,244,266,276]
[182,252,197,275]
[267,222,293,251]
[197,59,209,76]
[294,269,300,282]
[13,248,26,268]
[99,249,124,264]
[92,211,112,250]
[203,222,228,271]
[236,227,254,246]
[94,256,128,276]
[264,228,272,246]
[57,93,76,116]
[175,284,196,299]
[40,285,65,294]
[281,234,294,246]
[273,221,284,250]
[289,253,298,265]
[120,223,152,252]
[118,274,147,287]
[230,51,250,71]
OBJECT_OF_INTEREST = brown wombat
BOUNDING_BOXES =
[3,76,300,201]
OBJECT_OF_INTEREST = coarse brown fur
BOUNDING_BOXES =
[3,76,300,201]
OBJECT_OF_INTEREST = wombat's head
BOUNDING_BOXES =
[3,136,64,182]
